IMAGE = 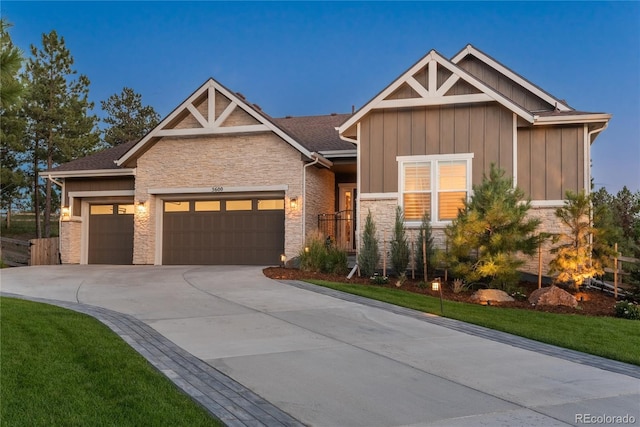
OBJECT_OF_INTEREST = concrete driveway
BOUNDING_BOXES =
[2,265,639,427]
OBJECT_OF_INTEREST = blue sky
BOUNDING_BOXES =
[3,1,639,193]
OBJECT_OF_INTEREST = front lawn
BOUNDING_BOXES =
[307,280,640,366]
[0,297,221,427]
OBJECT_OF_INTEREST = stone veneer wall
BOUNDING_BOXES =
[304,166,335,248]
[133,132,304,264]
[358,199,567,276]
[59,220,81,264]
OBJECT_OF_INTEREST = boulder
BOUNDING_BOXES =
[528,286,577,308]
[470,289,514,305]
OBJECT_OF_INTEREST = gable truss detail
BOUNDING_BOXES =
[375,57,504,111]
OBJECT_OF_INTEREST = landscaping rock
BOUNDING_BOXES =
[529,286,577,308]
[470,289,514,305]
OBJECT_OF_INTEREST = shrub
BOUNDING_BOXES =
[370,273,388,285]
[390,206,410,276]
[299,231,348,274]
[358,210,379,277]
[614,300,640,320]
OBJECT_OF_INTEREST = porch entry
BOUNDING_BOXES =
[318,183,356,252]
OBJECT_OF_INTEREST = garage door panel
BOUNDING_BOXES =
[163,198,284,265]
[89,204,134,264]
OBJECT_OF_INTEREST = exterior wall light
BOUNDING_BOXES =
[136,201,147,214]
[61,206,70,221]
[290,197,298,210]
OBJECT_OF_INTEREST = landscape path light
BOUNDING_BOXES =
[431,277,443,315]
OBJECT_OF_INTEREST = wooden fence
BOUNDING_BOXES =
[0,237,60,266]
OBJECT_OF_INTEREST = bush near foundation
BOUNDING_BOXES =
[299,231,348,275]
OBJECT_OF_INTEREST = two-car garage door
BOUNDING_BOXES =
[162,196,285,265]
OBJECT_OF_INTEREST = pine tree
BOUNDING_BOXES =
[549,190,604,289]
[101,87,160,146]
[445,164,540,289]
[358,210,380,277]
[0,19,27,225]
[21,30,100,237]
[390,206,410,276]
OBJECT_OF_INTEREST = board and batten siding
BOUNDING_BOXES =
[456,56,553,112]
[65,177,135,215]
[360,102,514,194]
[517,125,585,200]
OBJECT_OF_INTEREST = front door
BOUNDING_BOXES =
[338,184,356,251]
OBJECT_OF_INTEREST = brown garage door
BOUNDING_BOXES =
[88,204,134,264]
[162,197,285,265]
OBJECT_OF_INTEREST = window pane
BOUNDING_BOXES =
[404,193,430,221]
[439,191,466,220]
[195,201,221,212]
[164,201,189,212]
[117,204,135,215]
[226,200,252,211]
[439,161,466,190]
[257,199,284,210]
[90,205,113,215]
[404,163,430,191]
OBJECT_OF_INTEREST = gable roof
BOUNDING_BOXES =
[338,49,538,135]
[116,78,332,167]
[451,44,572,112]
[338,45,611,137]
[46,113,353,177]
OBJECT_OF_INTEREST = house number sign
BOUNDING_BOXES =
[211,186,224,192]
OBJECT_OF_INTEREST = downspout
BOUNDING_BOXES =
[302,154,321,245]
[585,122,609,194]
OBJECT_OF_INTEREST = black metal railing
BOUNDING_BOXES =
[318,210,355,252]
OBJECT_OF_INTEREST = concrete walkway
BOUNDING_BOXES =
[1,265,638,427]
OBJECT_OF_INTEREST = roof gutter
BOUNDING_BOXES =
[41,168,136,179]
[532,113,612,125]
[337,127,358,144]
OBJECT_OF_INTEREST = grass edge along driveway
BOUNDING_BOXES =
[307,280,640,366]
[0,297,222,427]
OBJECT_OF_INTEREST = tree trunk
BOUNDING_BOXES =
[34,161,41,238]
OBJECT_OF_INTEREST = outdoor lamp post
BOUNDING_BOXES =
[431,278,443,315]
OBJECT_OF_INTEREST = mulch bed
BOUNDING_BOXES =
[263,267,617,317]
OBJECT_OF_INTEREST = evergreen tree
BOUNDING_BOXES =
[0,19,27,224]
[390,206,410,276]
[445,164,540,289]
[415,212,435,278]
[358,210,380,277]
[549,190,603,289]
[21,30,99,237]
[101,87,160,146]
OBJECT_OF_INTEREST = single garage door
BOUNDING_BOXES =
[88,203,134,264]
[162,197,285,265]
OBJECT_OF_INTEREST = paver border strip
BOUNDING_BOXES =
[280,280,640,379]
[0,292,305,427]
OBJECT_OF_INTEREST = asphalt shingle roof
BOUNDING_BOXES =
[272,114,355,153]
[51,140,138,172]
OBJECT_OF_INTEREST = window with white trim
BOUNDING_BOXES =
[398,154,473,223]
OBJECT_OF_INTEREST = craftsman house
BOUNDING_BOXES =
[47,45,610,272]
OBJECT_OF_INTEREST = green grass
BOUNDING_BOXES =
[307,280,640,366]
[0,297,221,427]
